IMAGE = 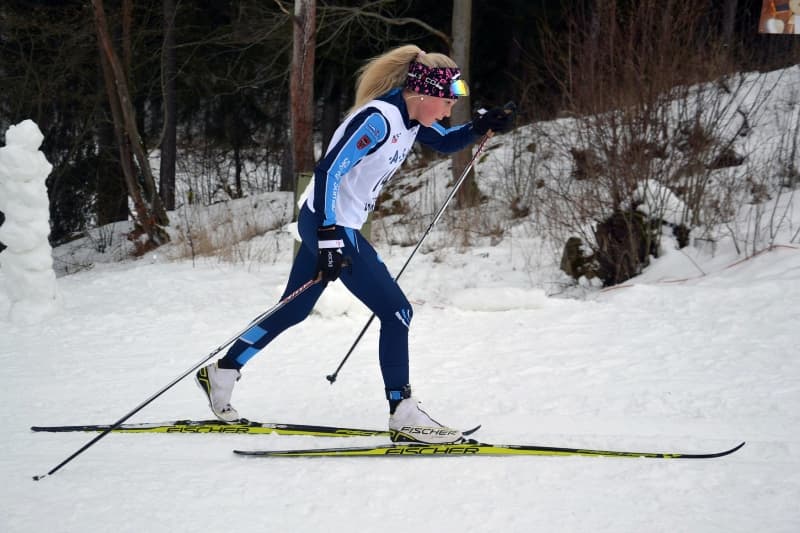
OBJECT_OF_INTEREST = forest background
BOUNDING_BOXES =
[1,0,799,283]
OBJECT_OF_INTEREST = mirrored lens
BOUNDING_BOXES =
[450,79,469,96]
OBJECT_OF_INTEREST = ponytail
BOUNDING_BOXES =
[350,45,459,112]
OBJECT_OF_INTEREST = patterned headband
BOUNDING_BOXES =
[405,62,469,99]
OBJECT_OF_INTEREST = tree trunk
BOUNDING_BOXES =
[280,141,294,192]
[159,0,177,211]
[96,106,129,226]
[320,71,342,156]
[288,0,316,192]
[97,47,144,227]
[721,0,737,47]
[92,0,169,249]
[122,0,133,81]
[234,141,243,198]
[451,0,480,208]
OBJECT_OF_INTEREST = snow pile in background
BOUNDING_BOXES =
[0,119,59,324]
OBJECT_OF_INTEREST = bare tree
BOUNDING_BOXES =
[275,0,454,192]
[450,0,479,209]
[289,0,316,190]
[92,0,170,250]
[160,0,177,211]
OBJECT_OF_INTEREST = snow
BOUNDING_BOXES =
[2,70,800,532]
[2,218,798,532]
[0,120,59,324]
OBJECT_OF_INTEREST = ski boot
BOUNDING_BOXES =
[195,362,241,422]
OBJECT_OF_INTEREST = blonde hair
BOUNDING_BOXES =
[350,45,459,112]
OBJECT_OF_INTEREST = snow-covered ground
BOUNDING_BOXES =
[2,66,800,532]
[1,213,798,532]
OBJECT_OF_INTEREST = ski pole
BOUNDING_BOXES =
[325,131,494,385]
[33,275,322,481]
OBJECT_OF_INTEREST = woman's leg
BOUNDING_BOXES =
[217,207,325,370]
[336,232,413,395]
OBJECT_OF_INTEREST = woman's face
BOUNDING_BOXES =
[412,95,457,127]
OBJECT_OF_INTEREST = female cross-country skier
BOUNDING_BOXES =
[196,44,515,444]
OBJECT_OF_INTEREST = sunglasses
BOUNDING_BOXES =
[449,79,470,97]
[423,77,470,97]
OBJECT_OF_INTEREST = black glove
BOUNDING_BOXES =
[472,102,517,135]
[317,225,345,283]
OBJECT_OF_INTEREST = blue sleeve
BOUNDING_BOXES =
[313,109,389,226]
[415,122,480,154]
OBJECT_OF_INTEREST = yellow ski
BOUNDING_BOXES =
[234,440,745,459]
[31,419,390,437]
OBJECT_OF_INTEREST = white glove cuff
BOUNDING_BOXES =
[319,239,344,249]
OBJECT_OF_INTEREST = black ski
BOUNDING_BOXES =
[234,440,746,458]
[31,419,482,439]
[31,419,390,437]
